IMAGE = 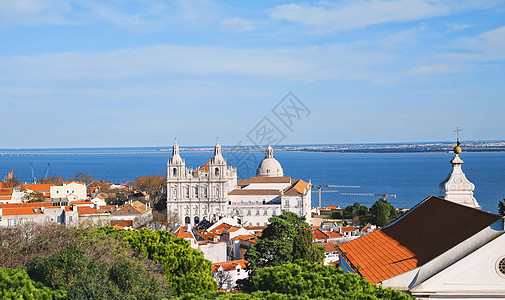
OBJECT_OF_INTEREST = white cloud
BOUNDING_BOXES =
[269,0,503,32]
[443,26,505,61]
[220,17,257,32]
[0,44,390,84]
[0,0,220,30]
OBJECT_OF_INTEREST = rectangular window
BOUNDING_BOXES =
[256,210,260,216]
[247,210,251,216]
[204,187,208,198]
[194,187,199,198]
[263,210,268,216]
[185,187,189,198]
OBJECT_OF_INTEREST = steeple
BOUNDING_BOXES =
[439,128,480,209]
[210,138,226,165]
[265,145,274,159]
[169,139,184,165]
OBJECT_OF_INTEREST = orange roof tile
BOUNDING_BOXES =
[338,196,503,284]
[1,207,44,215]
[212,260,248,272]
[341,227,356,232]
[173,226,195,239]
[77,206,104,215]
[0,202,54,208]
[284,179,309,196]
[21,184,54,192]
[111,220,133,227]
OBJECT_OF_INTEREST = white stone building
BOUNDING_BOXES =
[166,141,312,227]
[50,181,87,201]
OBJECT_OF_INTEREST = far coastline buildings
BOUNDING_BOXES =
[166,140,312,227]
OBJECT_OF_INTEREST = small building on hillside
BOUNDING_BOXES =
[111,200,153,228]
[50,181,87,201]
[212,260,249,291]
[77,206,110,228]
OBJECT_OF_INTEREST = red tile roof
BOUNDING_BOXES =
[212,259,248,272]
[340,226,356,232]
[173,226,195,239]
[1,207,44,215]
[21,184,54,192]
[338,196,503,284]
[0,202,54,208]
[283,179,309,196]
[77,206,105,215]
[111,220,133,227]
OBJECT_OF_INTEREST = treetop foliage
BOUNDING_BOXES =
[370,198,398,227]
[243,260,413,300]
[0,267,66,300]
[245,211,324,270]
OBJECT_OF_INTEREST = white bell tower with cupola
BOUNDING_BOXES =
[167,139,185,179]
[209,139,226,179]
[439,128,481,209]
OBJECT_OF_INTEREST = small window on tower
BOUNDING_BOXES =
[173,168,177,176]
[215,167,219,176]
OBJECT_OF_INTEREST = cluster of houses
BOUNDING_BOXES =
[169,215,372,291]
[0,181,153,229]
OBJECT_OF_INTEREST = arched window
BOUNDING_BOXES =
[173,168,177,176]
[185,216,190,224]
[194,216,200,224]
[215,167,219,176]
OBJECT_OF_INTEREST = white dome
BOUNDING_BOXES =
[256,146,284,177]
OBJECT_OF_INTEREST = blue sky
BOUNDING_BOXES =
[1,0,504,148]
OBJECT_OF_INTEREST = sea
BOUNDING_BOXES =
[1,148,504,214]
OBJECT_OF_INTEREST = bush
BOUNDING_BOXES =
[0,267,66,299]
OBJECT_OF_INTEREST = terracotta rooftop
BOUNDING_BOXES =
[212,259,248,272]
[21,184,54,191]
[111,220,133,227]
[173,226,195,239]
[317,241,339,253]
[340,226,356,232]
[111,201,150,215]
[0,202,54,208]
[338,196,503,284]
[77,206,105,215]
[283,179,309,196]
[228,189,281,196]
[1,207,44,216]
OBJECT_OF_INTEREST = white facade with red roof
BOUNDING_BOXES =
[167,141,312,227]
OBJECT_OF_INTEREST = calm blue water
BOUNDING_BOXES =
[1,150,504,213]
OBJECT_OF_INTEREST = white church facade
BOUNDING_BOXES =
[166,141,312,227]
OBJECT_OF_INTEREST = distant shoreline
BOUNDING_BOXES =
[1,140,505,155]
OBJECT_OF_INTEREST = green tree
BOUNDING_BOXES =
[331,211,343,219]
[499,200,505,216]
[26,237,171,299]
[245,211,324,270]
[342,202,368,219]
[370,198,398,227]
[242,260,412,299]
[0,267,66,299]
[130,175,166,202]
[95,227,216,296]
